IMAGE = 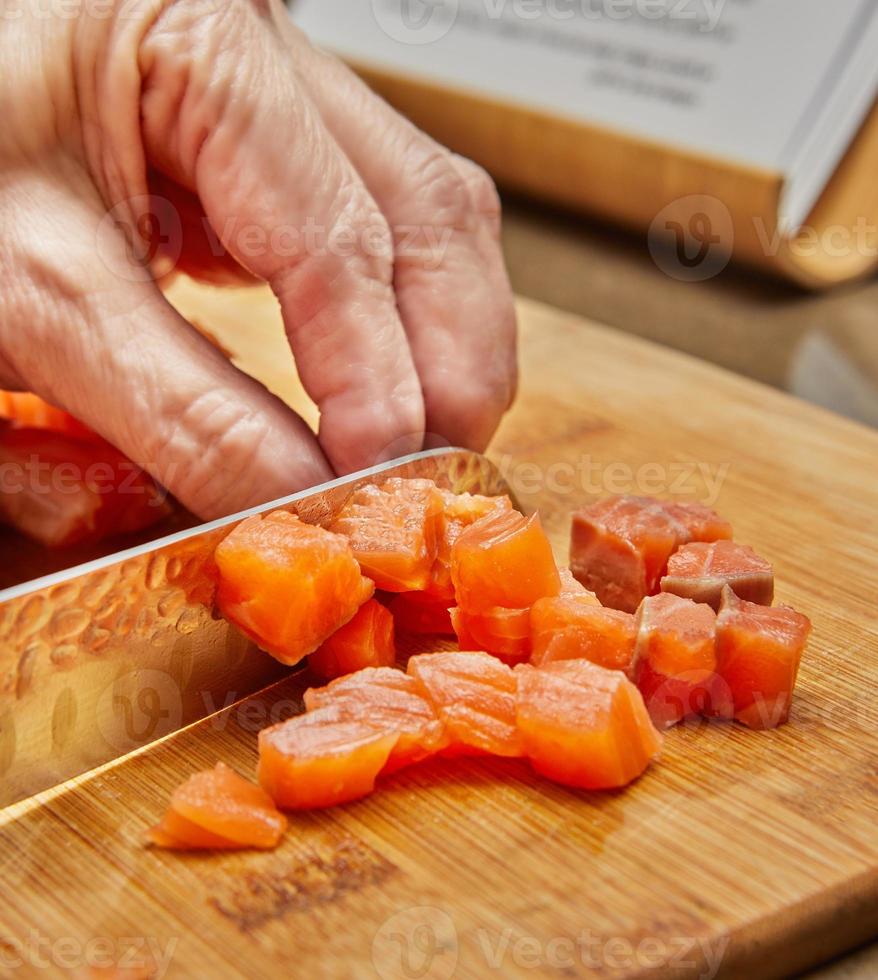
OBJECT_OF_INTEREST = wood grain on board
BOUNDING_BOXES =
[1,290,877,979]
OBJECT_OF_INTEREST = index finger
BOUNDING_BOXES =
[140,0,425,473]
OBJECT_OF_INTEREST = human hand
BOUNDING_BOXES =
[0,0,516,519]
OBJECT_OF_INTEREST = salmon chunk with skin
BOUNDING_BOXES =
[304,667,448,771]
[452,509,561,611]
[308,599,396,681]
[515,660,663,790]
[530,596,636,673]
[570,496,731,612]
[215,511,374,665]
[258,708,400,809]
[570,496,684,613]
[633,592,718,728]
[714,586,811,729]
[661,540,774,610]
[407,651,523,757]
[662,501,732,544]
[329,478,443,591]
[146,763,287,850]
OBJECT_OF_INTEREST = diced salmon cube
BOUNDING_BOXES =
[258,708,400,809]
[407,651,523,757]
[662,501,732,543]
[387,592,455,635]
[329,478,443,591]
[515,660,662,789]
[530,595,635,673]
[0,426,169,547]
[633,592,718,728]
[714,586,810,729]
[215,511,374,665]
[570,496,685,612]
[429,490,513,600]
[304,667,448,771]
[450,606,532,664]
[451,509,560,612]
[661,540,773,610]
[308,598,396,680]
[570,496,733,613]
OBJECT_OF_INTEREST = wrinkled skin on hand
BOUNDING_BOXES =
[0,0,517,519]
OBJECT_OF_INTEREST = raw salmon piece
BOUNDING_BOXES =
[429,490,513,600]
[558,567,594,597]
[146,763,287,850]
[450,605,532,664]
[0,391,99,442]
[215,511,374,665]
[530,596,635,673]
[258,708,400,809]
[661,540,773,610]
[387,591,455,635]
[309,598,396,681]
[516,660,662,790]
[451,509,561,612]
[570,496,685,612]
[663,501,732,543]
[147,808,242,850]
[715,586,811,729]
[304,666,448,770]
[633,593,718,728]
[329,478,443,591]
[0,426,169,547]
[407,651,523,757]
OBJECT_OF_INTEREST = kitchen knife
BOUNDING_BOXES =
[0,448,508,808]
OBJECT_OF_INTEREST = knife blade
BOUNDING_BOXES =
[0,448,508,807]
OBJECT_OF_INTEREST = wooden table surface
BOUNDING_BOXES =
[1,291,877,979]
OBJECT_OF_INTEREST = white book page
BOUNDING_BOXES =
[291,0,876,189]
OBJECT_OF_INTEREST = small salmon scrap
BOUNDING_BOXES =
[661,540,774,610]
[570,496,732,613]
[147,763,287,850]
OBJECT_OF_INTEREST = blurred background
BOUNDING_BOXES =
[290,0,878,428]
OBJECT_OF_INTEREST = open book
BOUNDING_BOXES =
[291,0,878,287]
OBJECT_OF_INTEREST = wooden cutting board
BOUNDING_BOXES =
[1,292,877,980]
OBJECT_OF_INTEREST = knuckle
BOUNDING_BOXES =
[452,156,502,223]
[148,390,271,517]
